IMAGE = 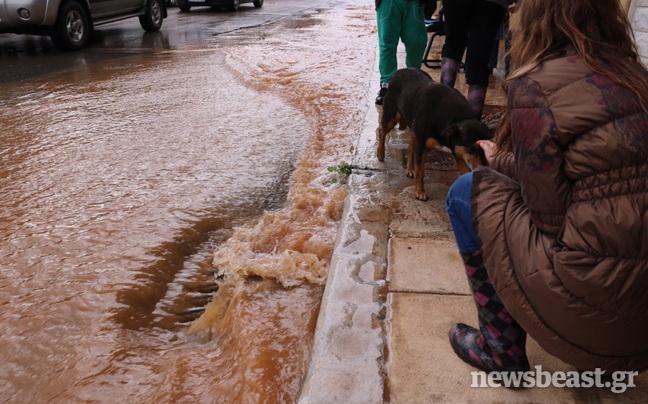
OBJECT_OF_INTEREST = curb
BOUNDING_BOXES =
[298,48,389,404]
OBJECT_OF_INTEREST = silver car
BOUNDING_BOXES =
[177,0,262,12]
[0,0,167,50]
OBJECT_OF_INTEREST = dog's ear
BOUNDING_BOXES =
[441,123,460,139]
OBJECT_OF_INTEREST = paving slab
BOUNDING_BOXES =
[388,293,648,404]
[389,238,470,295]
[388,294,576,404]
[390,182,457,239]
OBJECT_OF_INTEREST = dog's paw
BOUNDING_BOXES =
[377,148,385,162]
[405,170,414,178]
[415,192,429,202]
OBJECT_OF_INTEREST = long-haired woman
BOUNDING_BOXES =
[446,0,648,372]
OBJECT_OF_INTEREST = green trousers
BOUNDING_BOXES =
[377,0,428,83]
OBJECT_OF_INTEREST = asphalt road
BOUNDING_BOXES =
[0,0,354,83]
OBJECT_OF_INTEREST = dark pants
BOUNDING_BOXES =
[441,0,506,86]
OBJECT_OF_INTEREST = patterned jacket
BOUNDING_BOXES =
[472,55,648,371]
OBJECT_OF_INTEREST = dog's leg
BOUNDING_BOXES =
[378,112,400,162]
[406,135,415,178]
[413,135,428,201]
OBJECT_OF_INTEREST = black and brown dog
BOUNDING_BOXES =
[377,68,491,201]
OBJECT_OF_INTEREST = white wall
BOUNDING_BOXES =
[631,0,648,66]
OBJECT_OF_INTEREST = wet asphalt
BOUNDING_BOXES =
[0,0,353,83]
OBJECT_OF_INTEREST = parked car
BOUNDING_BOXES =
[177,0,262,12]
[0,0,167,51]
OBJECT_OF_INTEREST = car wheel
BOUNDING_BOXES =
[139,0,164,32]
[50,1,90,51]
[253,0,263,7]
[178,4,191,11]
[231,0,239,11]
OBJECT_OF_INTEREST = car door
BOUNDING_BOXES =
[88,0,141,19]
[115,0,143,14]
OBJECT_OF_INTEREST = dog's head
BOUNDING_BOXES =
[441,119,492,171]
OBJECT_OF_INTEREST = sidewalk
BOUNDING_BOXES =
[299,42,648,403]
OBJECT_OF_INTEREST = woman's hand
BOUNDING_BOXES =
[477,140,497,166]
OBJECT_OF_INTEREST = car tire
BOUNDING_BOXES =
[50,1,91,51]
[139,0,164,32]
[253,0,263,7]
[178,4,191,11]
[231,0,239,11]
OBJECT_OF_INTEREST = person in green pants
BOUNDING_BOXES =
[375,0,432,105]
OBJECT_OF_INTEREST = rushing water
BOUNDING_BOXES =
[0,2,376,403]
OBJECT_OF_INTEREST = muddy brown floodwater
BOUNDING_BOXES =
[0,3,377,403]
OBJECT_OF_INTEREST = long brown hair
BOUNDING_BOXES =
[494,0,648,154]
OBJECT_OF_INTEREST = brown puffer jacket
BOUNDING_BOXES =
[472,55,648,372]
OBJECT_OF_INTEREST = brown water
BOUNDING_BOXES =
[0,4,376,403]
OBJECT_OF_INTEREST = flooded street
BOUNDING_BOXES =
[0,1,377,402]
